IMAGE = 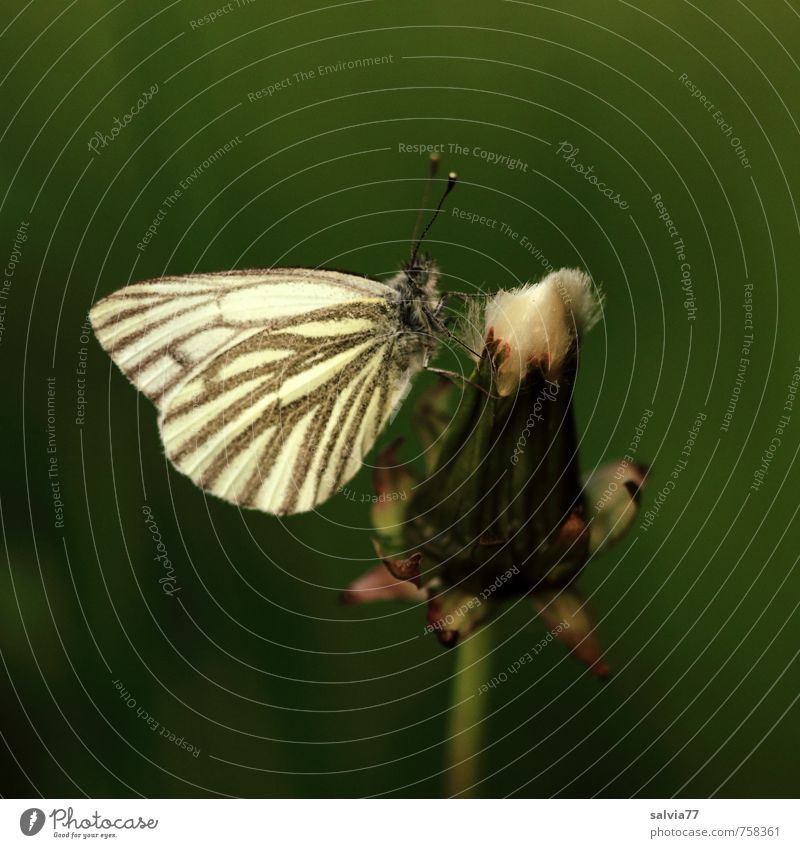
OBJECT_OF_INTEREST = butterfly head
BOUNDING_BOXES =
[402,253,440,300]
[404,165,456,298]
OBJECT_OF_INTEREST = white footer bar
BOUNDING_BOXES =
[2,798,796,847]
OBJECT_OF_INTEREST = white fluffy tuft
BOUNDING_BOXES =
[483,267,601,394]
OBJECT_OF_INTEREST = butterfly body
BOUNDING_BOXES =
[90,260,443,515]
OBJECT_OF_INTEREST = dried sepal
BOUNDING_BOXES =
[531,587,610,679]
[341,564,426,605]
[426,586,491,647]
[372,540,422,586]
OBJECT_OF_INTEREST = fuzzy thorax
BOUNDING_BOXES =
[484,268,601,395]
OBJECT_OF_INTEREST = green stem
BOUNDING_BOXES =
[444,626,492,798]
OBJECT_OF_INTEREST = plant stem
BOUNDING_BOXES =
[444,626,492,798]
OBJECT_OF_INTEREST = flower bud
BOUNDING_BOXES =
[583,460,648,555]
[340,274,643,678]
[484,268,601,395]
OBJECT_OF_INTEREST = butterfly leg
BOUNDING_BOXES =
[425,367,497,399]
[425,298,481,360]
[431,290,469,321]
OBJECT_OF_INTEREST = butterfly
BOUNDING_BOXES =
[90,171,459,515]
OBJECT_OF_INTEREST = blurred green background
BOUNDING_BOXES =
[1,0,799,798]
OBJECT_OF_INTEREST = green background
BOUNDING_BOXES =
[1,0,798,798]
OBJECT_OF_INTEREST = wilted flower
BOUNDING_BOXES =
[483,268,602,393]
[343,268,646,678]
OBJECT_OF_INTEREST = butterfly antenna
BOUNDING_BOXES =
[410,153,440,248]
[409,169,458,270]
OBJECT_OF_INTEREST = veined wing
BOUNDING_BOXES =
[90,267,426,514]
[89,268,390,409]
[158,303,421,515]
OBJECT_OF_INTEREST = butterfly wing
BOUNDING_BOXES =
[90,268,428,514]
[90,268,387,408]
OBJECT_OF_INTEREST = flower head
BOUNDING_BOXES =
[484,268,602,394]
[344,270,643,678]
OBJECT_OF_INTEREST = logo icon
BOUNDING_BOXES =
[19,808,45,836]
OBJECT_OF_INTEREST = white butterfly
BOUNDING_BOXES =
[90,176,458,515]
